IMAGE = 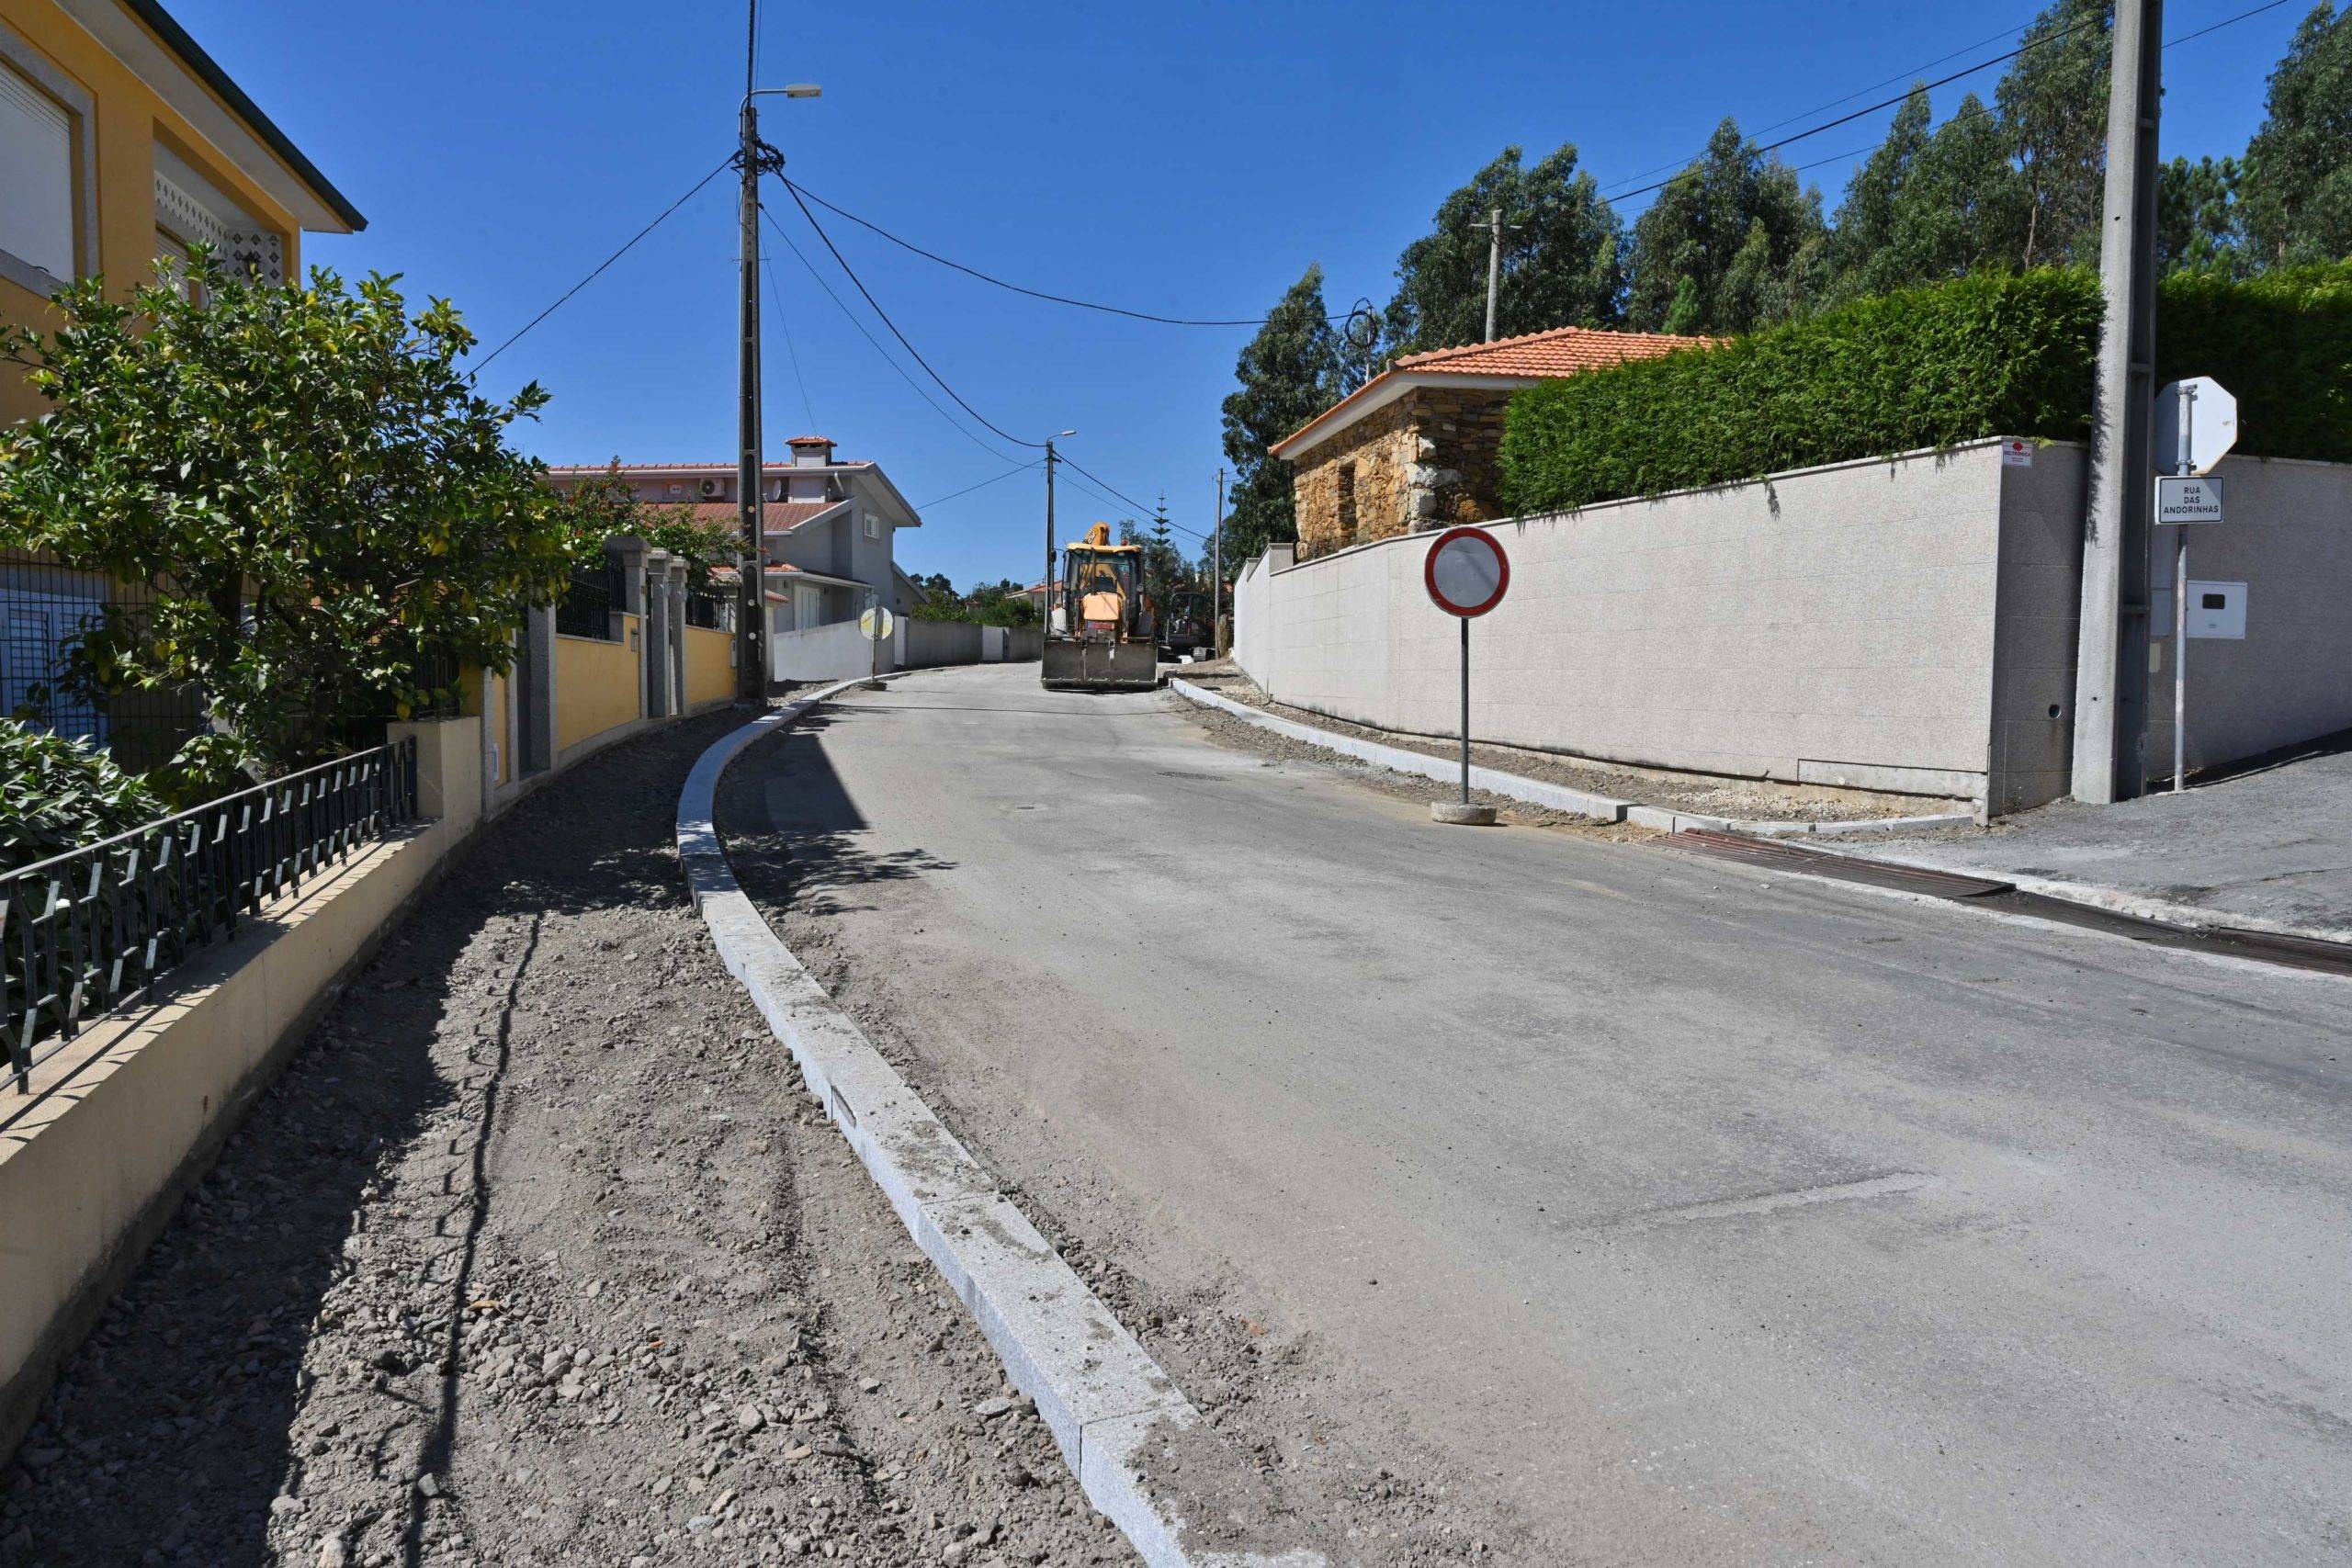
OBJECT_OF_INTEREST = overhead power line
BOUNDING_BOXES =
[471,155,731,375]
[917,458,1043,511]
[758,244,820,434]
[760,204,1025,466]
[1056,453,1211,546]
[784,178,1351,328]
[777,182,1048,448]
[1608,0,2294,211]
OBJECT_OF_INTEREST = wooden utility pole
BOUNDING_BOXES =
[1212,468,1226,655]
[734,86,766,700]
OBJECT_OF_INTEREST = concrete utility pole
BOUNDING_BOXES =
[735,85,766,702]
[1212,468,1226,655]
[1484,208,1504,343]
[1043,434,1062,636]
[2071,0,2163,803]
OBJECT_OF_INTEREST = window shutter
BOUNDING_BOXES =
[0,61,74,281]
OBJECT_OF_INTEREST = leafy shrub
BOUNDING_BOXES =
[1499,261,2352,513]
[1,719,164,875]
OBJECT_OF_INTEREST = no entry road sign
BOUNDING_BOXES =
[1424,526,1510,617]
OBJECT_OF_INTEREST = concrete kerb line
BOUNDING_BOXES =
[1167,678,1975,839]
[678,671,1325,1568]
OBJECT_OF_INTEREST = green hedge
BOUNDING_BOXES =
[1499,261,2352,514]
[2,718,162,875]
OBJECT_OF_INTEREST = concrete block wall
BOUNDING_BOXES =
[2141,454,2352,774]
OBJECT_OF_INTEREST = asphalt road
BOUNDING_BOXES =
[723,663,2352,1565]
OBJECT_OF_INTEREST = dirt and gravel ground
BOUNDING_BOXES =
[0,710,1136,1568]
[1176,661,1945,823]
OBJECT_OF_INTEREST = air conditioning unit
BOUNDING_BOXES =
[699,478,724,500]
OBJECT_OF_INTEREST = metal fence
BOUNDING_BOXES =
[2,737,420,1090]
[1,550,206,772]
[684,583,734,631]
[556,562,620,640]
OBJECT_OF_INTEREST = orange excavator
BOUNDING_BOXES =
[1042,523,1159,692]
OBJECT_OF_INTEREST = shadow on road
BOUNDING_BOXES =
[718,711,956,919]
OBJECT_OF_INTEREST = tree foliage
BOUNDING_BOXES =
[0,254,570,780]
[1623,119,1827,333]
[2239,2,2352,268]
[1996,0,2114,269]
[1,718,164,874]
[1219,266,1340,567]
[1382,144,1623,355]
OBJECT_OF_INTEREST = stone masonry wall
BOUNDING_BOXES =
[1292,399,1414,560]
[1291,386,1515,560]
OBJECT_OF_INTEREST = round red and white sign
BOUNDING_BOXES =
[1424,526,1510,617]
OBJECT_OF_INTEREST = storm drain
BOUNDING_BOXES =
[1668,829,2352,979]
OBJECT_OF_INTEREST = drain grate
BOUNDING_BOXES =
[1672,829,2015,899]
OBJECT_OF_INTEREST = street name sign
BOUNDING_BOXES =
[2154,377,2238,476]
[1424,526,1510,617]
[2155,474,2224,525]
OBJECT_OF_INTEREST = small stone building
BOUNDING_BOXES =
[1269,326,1713,559]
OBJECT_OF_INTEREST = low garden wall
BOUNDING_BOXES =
[554,614,644,761]
[683,625,735,711]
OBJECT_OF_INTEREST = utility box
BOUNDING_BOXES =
[2151,580,2250,640]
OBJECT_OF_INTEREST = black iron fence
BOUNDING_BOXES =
[3,737,420,1089]
[684,583,734,631]
[556,562,621,640]
[1,550,206,772]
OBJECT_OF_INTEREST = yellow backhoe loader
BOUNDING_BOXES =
[1042,523,1159,692]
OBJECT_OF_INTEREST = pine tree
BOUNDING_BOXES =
[1382,144,1623,356]
[2157,155,2247,273]
[1219,266,1340,567]
[2239,2,2352,267]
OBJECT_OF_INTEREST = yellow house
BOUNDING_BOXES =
[1,0,363,427]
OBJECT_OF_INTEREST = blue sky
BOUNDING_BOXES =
[176,0,2314,588]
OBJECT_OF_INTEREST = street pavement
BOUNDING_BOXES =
[1872,739,2352,939]
[723,663,2352,1566]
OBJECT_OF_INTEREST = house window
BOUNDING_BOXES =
[0,56,77,288]
[1336,461,1358,547]
[864,513,881,541]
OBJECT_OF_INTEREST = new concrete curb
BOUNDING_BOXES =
[1168,679,1974,839]
[679,676,1322,1568]
[1811,842,2352,949]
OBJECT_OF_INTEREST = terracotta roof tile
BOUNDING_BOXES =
[1391,323,1718,377]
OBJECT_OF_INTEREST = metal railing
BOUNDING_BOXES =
[684,584,734,631]
[2,737,420,1090]
[556,563,620,640]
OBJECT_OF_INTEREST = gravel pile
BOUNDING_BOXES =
[1,711,1134,1567]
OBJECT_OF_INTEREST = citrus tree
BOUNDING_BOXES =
[0,252,571,786]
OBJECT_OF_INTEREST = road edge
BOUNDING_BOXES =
[677,676,1324,1568]
[1167,677,1975,838]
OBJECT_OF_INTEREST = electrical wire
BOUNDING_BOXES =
[759,244,820,434]
[777,182,1048,447]
[470,155,731,375]
[1056,454,1212,545]
[783,178,1352,328]
[1611,0,2295,213]
[760,204,1026,466]
[917,459,1042,511]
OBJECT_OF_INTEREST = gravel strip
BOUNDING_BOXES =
[0,710,1135,1568]
[1178,662,1943,823]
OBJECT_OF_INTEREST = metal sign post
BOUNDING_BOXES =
[1422,527,1510,826]
[2153,376,2237,792]
[857,600,894,691]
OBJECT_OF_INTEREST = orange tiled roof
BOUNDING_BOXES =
[1391,323,1717,377]
[543,460,872,474]
[668,500,842,532]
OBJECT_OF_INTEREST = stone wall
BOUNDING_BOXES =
[1292,398,1414,559]
[1290,386,1517,560]
[1409,387,1510,524]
